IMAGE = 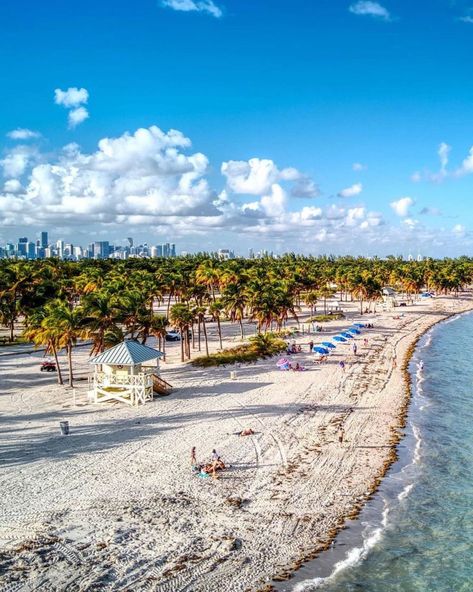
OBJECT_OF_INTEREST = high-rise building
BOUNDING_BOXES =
[171,243,176,257]
[151,246,159,258]
[27,242,36,259]
[56,240,65,259]
[17,237,28,257]
[93,241,110,259]
[41,231,48,248]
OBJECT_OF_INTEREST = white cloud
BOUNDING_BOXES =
[0,126,217,226]
[221,158,314,196]
[161,0,222,18]
[7,128,41,140]
[403,218,419,229]
[459,16,473,24]
[411,171,422,183]
[68,107,89,128]
[3,179,23,193]
[390,196,414,217]
[438,142,451,172]
[352,162,367,171]
[349,1,391,20]
[55,87,90,128]
[453,224,466,237]
[338,182,362,198]
[0,146,39,178]
[54,87,89,108]
[290,176,320,198]
[456,146,473,176]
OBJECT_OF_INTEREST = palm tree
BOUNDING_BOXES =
[82,293,120,354]
[170,303,194,362]
[221,281,248,339]
[149,315,168,359]
[42,300,86,387]
[209,299,224,349]
[304,290,318,317]
[23,309,64,385]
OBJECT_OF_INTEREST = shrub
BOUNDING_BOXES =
[307,313,344,323]
[192,332,286,367]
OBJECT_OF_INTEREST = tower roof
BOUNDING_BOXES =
[89,340,163,366]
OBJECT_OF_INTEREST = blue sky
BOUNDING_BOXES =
[1,0,473,256]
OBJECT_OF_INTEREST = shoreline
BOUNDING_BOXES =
[270,299,473,591]
[2,295,473,591]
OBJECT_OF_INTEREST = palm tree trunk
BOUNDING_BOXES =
[197,318,201,351]
[360,298,364,315]
[167,293,172,316]
[186,329,191,359]
[202,318,209,356]
[67,342,74,387]
[239,318,244,339]
[9,319,14,342]
[51,342,64,385]
[216,317,223,349]
[180,330,184,362]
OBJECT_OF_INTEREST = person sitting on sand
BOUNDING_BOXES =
[240,428,255,436]
[309,340,314,352]
[296,345,302,353]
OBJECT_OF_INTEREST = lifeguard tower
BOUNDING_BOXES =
[89,340,172,406]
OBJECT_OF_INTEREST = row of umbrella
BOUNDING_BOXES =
[312,323,364,355]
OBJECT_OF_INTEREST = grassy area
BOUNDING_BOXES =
[308,313,345,323]
[192,333,287,368]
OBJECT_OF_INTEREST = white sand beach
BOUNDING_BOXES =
[1,294,472,591]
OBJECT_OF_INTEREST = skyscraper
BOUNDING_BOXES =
[41,231,48,248]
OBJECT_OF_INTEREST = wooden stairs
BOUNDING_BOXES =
[152,374,174,396]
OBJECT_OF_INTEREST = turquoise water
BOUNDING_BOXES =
[285,312,473,592]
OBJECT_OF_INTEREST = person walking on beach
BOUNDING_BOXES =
[339,360,345,371]
[191,447,197,466]
[338,425,345,444]
[363,338,368,347]
[309,340,314,352]
[352,343,357,356]
[211,449,219,462]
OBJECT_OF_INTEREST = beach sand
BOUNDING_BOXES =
[1,294,472,591]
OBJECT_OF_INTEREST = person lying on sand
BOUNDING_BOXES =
[240,428,255,436]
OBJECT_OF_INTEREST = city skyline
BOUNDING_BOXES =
[1,1,473,256]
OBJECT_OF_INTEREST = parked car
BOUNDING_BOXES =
[40,361,57,372]
[165,331,181,341]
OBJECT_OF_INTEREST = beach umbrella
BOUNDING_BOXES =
[321,341,336,349]
[353,323,364,328]
[348,328,361,335]
[313,346,329,355]
[277,358,289,366]
[333,336,347,342]
[341,332,354,339]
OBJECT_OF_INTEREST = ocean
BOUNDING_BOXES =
[281,311,473,592]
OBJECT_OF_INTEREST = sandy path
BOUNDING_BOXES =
[1,295,472,591]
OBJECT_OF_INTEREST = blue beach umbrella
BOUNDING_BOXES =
[353,323,364,328]
[313,346,329,355]
[333,336,347,342]
[341,332,354,339]
[321,342,336,349]
[348,328,361,335]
